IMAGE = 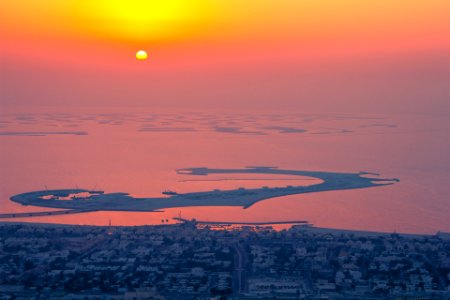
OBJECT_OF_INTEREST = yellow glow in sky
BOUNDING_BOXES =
[72,0,216,43]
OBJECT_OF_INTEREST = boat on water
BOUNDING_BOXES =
[162,190,178,195]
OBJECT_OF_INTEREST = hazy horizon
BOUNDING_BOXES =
[1,0,450,234]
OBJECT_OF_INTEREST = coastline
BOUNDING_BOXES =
[1,220,448,239]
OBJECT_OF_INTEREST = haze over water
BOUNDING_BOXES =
[0,107,449,234]
[1,0,450,234]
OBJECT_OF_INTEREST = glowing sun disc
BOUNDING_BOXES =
[136,50,148,60]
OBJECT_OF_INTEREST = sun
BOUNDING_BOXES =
[136,50,148,60]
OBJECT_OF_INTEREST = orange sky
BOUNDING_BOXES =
[2,0,450,65]
[1,0,450,112]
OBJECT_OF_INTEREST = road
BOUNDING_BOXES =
[233,243,247,295]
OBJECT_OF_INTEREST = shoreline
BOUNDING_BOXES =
[1,220,448,239]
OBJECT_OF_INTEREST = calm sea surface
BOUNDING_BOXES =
[1,108,449,234]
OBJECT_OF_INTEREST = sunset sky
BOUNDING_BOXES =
[1,0,450,113]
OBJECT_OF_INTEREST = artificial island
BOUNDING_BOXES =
[1,167,399,218]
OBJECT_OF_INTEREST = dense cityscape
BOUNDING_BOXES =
[0,222,449,300]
